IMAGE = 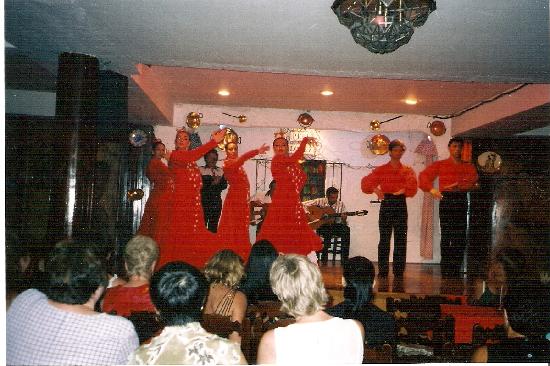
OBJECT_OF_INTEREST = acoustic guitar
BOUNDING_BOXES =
[307,206,368,230]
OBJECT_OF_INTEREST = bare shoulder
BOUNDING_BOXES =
[235,290,247,302]
[257,329,276,364]
[471,345,488,363]
[351,319,365,338]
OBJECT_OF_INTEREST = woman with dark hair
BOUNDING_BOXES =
[200,148,228,233]
[256,136,322,259]
[129,261,246,365]
[7,241,138,365]
[326,256,395,346]
[217,141,269,260]
[156,128,227,269]
[240,240,279,304]
[138,139,173,239]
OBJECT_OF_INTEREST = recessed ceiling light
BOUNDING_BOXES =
[405,98,417,105]
[218,90,230,96]
[321,90,334,96]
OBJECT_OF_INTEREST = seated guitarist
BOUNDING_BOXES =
[304,187,350,264]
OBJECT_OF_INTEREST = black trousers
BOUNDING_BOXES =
[378,194,407,276]
[439,192,468,277]
[202,199,222,233]
[316,223,351,263]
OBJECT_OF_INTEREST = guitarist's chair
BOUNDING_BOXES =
[317,234,343,264]
[328,235,343,264]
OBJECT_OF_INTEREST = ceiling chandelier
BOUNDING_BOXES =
[332,0,436,54]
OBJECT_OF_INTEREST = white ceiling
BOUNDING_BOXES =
[4,0,550,129]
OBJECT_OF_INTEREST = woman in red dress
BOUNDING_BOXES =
[156,128,227,269]
[217,141,269,260]
[138,140,173,241]
[256,137,322,257]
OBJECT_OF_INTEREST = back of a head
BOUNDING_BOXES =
[203,249,244,288]
[342,256,375,309]
[270,254,328,318]
[242,240,278,293]
[504,281,550,339]
[45,241,107,305]
[124,235,159,278]
[150,261,208,326]
[495,246,537,286]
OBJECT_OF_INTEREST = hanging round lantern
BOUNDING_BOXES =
[370,119,381,131]
[186,112,203,129]
[218,128,239,150]
[368,134,391,155]
[427,120,446,136]
[297,112,314,128]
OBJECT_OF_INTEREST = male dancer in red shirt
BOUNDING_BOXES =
[419,137,478,278]
[361,140,418,278]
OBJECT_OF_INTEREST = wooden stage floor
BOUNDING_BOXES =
[320,261,483,305]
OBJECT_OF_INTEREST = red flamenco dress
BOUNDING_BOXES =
[217,149,261,261]
[156,139,219,269]
[256,139,322,255]
[138,158,173,242]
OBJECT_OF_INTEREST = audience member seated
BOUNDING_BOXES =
[257,254,364,364]
[128,261,247,365]
[475,259,505,307]
[327,256,395,346]
[240,240,279,304]
[102,235,158,316]
[472,280,550,362]
[476,246,541,307]
[6,245,48,308]
[203,249,248,342]
[7,241,139,365]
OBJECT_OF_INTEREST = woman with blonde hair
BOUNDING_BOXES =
[203,249,247,342]
[257,254,364,364]
[102,235,159,316]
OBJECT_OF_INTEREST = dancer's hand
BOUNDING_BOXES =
[211,128,227,143]
[258,143,270,154]
[393,188,405,195]
[430,188,443,199]
[374,188,385,201]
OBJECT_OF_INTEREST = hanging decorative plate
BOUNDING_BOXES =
[477,151,502,173]
[218,128,239,151]
[427,120,446,136]
[129,129,148,147]
[368,134,390,155]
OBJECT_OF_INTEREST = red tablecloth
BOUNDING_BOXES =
[440,304,505,343]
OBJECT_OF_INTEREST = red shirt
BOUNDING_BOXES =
[361,162,418,197]
[418,157,478,192]
[102,284,156,317]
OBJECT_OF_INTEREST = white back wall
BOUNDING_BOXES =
[155,105,454,264]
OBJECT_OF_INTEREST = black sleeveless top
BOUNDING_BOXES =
[487,337,550,363]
